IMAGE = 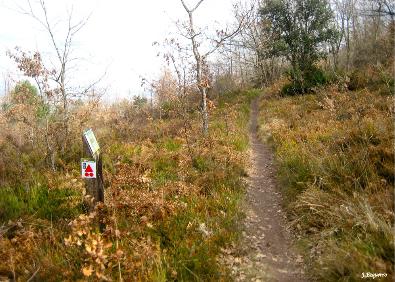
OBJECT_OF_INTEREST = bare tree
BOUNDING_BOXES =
[364,0,395,22]
[18,0,104,149]
[24,1,80,145]
[232,0,283,86]
[8,0,103,169]
[179,0,247,134]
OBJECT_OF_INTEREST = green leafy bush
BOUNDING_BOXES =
[282,66,329,96]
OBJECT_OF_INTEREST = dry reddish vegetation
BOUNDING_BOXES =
[258,83,394,281]
[0,89,257,281]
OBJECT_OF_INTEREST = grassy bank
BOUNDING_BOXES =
[258,85,394,281]
[0,89,258,281]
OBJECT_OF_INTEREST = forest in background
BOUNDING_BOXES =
[0,0,394,281]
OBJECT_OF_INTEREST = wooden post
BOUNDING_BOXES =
[82,132,104,211]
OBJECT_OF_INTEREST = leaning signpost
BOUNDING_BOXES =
[82,129,104,211]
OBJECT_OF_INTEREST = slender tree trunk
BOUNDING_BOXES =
[60,68,69,154]
[346,17,351,72]
[196,57,209,135]
[181,0,210,135]
[46,118,56,171]
[201,87,209,134]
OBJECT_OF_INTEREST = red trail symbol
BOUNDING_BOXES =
[85,164,94,177]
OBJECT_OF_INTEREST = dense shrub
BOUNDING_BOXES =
[348,66,394,96]
[281,66,329,96]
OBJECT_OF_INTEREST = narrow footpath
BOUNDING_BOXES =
[221,97,307,281]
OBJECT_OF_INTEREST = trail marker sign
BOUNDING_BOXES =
[82,128,104,214]
[81,159,97,179]
[83,129,100,156]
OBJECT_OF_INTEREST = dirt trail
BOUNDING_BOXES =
[221,97,307,281]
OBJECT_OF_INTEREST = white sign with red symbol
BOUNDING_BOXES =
[81,159,96,179]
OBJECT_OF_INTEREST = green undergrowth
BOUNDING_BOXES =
[258,86,394,281]
[0,185,82,221]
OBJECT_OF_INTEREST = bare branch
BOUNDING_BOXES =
[203,4,252,58]
[27,267,40,282]
[73,68,108,98]
[180,0,205,13]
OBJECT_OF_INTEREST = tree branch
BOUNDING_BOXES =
[180,0,205,13]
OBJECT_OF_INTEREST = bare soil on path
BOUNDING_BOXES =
[220,97,308,281]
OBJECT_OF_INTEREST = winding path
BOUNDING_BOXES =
[221,97,307,281]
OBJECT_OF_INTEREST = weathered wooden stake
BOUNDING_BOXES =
[82,132,104,211]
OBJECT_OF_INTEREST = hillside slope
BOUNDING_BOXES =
[257,85,394,281]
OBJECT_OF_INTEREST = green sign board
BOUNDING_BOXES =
[83,129,100,156]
